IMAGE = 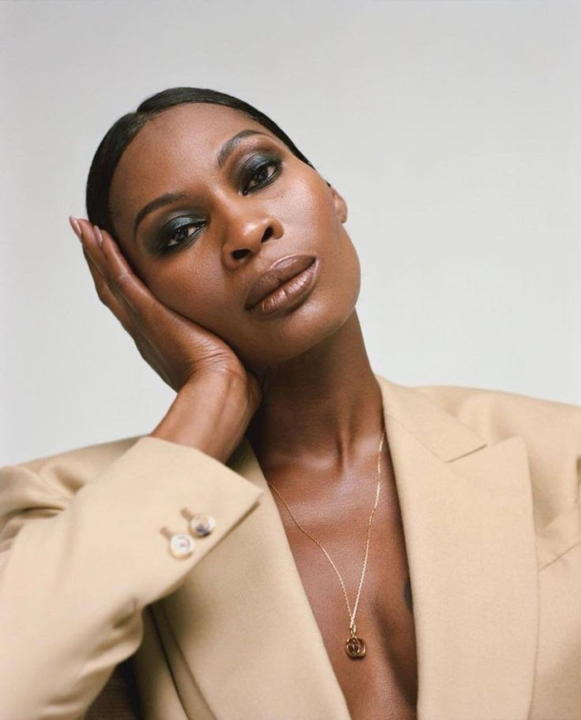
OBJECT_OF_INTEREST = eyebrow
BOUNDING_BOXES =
[217,129,270,168]
[132,128,271,239]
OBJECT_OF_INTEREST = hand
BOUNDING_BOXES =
[69,217,263,412]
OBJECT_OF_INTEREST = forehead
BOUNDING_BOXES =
[109,103,278,227]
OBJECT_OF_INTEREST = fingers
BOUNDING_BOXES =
[69,215,230,384]
[84,247,137,335]
[96,227,154,317]
[73,218,161,324]
[69,217,137,334]
[93,225,200,345]
[70,217,185,344]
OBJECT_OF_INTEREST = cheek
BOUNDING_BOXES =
[280,172,338,241]
[139,256,227,333]
[290,174,360,292]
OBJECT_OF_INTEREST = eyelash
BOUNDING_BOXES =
[157,156,282,254]
[241,156,281,195]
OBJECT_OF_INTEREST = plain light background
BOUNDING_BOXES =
[1,0,579,465]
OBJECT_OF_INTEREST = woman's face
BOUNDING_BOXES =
[108,103,361,371]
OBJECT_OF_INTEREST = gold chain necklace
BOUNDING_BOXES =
[266,427,386,660]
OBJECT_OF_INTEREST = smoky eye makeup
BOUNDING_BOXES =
[238,152,283,195]
[231,136,285,174]
[150,216,205,255]
[141,141,286,254]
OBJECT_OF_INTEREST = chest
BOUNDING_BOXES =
[269,467,418,720]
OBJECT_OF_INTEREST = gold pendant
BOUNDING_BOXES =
[345,632,367,659]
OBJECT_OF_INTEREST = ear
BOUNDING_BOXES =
[326,181,348,224]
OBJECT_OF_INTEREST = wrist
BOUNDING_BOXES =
[150,371,251,462]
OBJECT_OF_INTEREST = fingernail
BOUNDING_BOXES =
[69,216,82,240]
[93,225,104,248]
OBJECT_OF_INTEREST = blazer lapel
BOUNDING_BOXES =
[156,436,352,720]
[378,377,539,720]
[154,375,539,720]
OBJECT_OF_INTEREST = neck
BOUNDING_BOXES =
[246,311,384,474]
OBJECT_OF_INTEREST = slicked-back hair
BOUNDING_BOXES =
[85,87,319,238]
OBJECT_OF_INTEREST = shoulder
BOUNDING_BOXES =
[413,383,581,455]
[414,383,581,540]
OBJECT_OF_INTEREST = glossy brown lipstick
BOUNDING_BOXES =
[245,255,319,317]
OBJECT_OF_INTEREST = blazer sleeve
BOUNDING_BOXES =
[0,435,265,720]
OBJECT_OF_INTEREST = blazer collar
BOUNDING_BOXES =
[155,374,539,720]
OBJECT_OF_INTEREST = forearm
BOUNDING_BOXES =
[150,372,255,463]
[0,436,263,719]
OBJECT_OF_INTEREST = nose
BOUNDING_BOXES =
[220,204,284,270]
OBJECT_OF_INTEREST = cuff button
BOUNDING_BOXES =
[181,509,216,537]
[160,527,196,558]
[169,533,196,558]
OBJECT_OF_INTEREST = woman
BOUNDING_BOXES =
[0,88,579,720]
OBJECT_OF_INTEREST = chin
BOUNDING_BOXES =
[239,287,359,370]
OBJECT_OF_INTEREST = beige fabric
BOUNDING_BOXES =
[0,374,580,720]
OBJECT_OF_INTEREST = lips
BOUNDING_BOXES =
[244,254,317,311]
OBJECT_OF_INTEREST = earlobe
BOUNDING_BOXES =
[328,183,348,224]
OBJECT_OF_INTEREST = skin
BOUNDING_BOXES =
[70,102,417,718]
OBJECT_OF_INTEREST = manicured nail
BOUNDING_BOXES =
[93,225,104,248]
[69,216,82,240]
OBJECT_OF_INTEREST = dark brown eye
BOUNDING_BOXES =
[157,220,204,254]
[242,157,282,195]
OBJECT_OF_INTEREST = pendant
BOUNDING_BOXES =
[345,632,367,659]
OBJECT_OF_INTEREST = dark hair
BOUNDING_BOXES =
[85,87,320,238]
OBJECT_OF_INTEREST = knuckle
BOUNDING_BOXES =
[95,285,107,303]
[115,271,132,286]
[119,317,135,334]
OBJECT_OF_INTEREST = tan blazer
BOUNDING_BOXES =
[1,374,580,720]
